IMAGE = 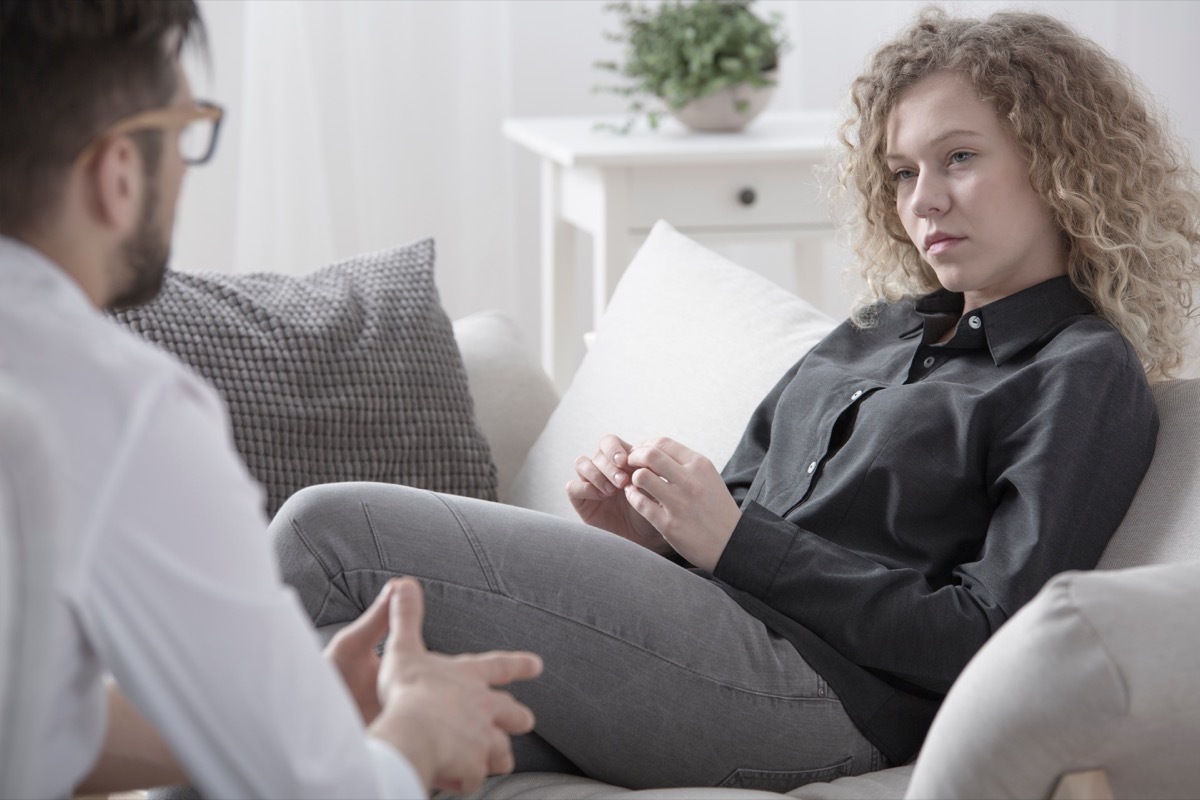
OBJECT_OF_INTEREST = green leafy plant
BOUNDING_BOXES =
[594,0,788,133]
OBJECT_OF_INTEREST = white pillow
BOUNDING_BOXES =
[1098,377,1200,568]
[506,220,837,518]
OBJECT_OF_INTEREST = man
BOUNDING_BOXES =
[0,1,541,797]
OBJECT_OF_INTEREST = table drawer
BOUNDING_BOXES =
[627,161,829,232]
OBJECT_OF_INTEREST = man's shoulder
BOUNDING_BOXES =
[2,285,224,450]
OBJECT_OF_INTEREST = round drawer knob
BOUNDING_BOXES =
[738,187,757,206]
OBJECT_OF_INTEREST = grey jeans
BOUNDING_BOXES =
[270,482,886,792]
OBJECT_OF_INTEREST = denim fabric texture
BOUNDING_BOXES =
[271,482,885,792]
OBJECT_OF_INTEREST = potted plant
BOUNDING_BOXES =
[594,0,788,133]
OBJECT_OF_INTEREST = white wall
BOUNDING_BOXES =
[176,0,1199,373]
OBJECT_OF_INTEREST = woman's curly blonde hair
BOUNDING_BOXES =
[837,6,1200,381]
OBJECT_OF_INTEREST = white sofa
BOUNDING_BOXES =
[449,222,1200,800]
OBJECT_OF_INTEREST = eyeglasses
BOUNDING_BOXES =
[75,100,225,167]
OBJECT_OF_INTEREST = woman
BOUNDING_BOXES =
[272,7,1199,792]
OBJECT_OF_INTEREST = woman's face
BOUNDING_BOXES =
[886,71,1066,312]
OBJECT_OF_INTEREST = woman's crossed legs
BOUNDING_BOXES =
[270,482,883,792]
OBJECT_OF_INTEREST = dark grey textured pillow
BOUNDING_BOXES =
[112,239,497,517]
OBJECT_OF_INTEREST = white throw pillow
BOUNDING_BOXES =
[1098,377,1200,568]
[506,220,837,518]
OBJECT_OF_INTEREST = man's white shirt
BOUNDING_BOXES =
[0,236,423,799]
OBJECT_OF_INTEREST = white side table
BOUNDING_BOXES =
[503,111,841,387]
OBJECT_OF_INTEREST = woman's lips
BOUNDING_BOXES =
[927,237,964,257]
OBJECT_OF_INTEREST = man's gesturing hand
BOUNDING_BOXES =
[623,437,742,572]
[324,580,394,724]
[367,578,543,794]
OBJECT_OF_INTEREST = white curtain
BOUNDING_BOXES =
[176,0,524,323]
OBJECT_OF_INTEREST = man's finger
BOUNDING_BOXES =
[388,577,427,657]
[458,651,544,685]
[488,693,537,735]
[332,579,395,650]
[452,761,488,796]
[486,728,517,775]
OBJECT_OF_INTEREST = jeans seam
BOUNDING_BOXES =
[288,515,352,626]
[719,755,854,788]
[289,515,334,578]
[343,567,839,703]
[430,491,502,595]
[359,500,389,571]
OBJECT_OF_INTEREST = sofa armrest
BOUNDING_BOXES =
[905,562,1200,800]
[453,311,559,503]
[1051,770,1113,800]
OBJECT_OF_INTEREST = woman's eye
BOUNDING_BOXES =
[891,168,915,182]
[949,151,974,165]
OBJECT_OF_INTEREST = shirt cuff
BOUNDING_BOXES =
[365,735,427,800]
[713,501,798,599]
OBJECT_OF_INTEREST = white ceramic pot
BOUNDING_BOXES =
[668,77,776,133]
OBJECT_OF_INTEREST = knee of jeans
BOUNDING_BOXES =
[271,484,326,561]
[269,483,365,611]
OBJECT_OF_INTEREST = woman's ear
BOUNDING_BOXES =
[87,136,146,235]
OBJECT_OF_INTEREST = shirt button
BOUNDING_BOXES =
[968,315,982,330]
[923,356,936,368]
[851,390,863,401]
[806,461,817,475]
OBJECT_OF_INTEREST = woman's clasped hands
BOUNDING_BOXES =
[567,434,742,572]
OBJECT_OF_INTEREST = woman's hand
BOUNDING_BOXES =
[623,437,742,572]
[566,434,673,555]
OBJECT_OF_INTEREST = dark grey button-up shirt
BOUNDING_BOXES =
[712,276,1157,764]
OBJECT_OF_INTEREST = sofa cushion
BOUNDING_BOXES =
[453,311,559,502]
[113,240,497,517]
[468,762,916,799]
[506,221,837,518]
[790,765,914,799]
[1098,377,1200,568]
[904,561,1200,800]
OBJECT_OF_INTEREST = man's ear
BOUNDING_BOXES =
[87,136,146,235]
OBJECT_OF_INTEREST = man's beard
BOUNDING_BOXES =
[107,180,170,311]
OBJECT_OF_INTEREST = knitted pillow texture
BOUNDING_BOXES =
[112,240,497,517]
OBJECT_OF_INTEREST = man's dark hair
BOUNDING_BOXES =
[0,0,206,236]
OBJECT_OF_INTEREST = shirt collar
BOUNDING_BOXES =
[911,276,1095,365]
[0,234,96,314]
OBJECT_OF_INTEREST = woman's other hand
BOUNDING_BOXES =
[624,437,741,573]
[567,434,673,555]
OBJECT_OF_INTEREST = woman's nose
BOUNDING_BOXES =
[909,171,950,218]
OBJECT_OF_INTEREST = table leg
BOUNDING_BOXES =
[591,168,631,334]
[540,160,576,387]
